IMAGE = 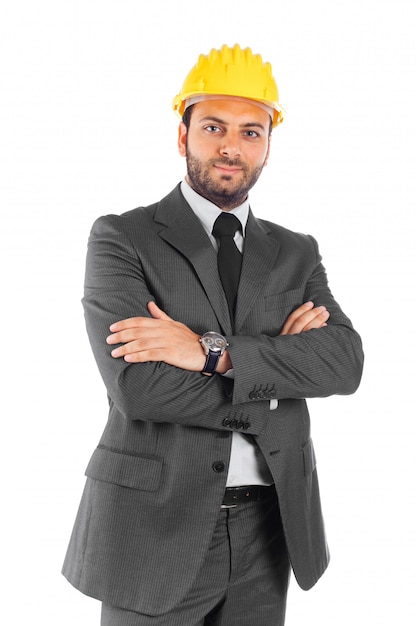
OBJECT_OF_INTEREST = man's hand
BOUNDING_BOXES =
[106,302,206,371]
[280,301,329,336]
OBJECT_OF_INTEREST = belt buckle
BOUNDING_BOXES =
[222,486,254,507]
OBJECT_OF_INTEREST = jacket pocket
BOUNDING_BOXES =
[264,288,304,312]
[302,438,317,476]
[85,446,163,492]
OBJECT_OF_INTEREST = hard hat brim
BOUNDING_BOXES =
[172,92,284,127]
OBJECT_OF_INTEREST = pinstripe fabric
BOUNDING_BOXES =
[62,184,364,616]
[101,494,289,625]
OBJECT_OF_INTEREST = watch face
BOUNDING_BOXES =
[202,332,227,352]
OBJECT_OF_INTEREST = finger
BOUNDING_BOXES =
[107,319,163,345]
[280,301,314,335]
[294,307,329,332]
[110,340,142,358]
[109,315,168,334]
[109,317,144,332]
[300,309,330,332]
[147,301,172,321]
[112,346,165,362]
[113,341,177,364]
[110,336,162,358]
[281,306,329,336]
[124,348,167,363]
[106,328,147,345]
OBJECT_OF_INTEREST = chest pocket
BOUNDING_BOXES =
[264,288,304,312]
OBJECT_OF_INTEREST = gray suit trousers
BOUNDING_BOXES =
[101,493,290,626]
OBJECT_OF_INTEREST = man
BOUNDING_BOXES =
[62,44,364,625]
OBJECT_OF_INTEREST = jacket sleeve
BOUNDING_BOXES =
[228,235,364,405]
[82,214,270,434]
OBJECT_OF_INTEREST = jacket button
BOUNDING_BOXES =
[212,461,225,473]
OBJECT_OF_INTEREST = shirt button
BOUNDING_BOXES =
[212,461,225,473]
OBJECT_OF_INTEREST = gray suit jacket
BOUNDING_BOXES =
[62,184,363,615]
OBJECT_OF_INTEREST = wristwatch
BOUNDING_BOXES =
[199,331,229,375]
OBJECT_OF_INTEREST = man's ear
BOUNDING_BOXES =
[178,122,187,157]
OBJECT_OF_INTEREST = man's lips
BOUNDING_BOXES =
[214,164,243,175]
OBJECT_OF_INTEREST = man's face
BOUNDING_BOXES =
[178,99,271,211]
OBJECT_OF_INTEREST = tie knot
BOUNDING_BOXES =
[212,212,242,239]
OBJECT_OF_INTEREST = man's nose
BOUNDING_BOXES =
[219,133,241,159]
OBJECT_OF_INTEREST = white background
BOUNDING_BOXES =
[1,1,415,624]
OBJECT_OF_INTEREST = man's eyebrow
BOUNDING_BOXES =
[198,116,266,131]
[240,122,267,131]
[198,115,228,125]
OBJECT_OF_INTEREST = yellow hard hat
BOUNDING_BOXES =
[172,44,284,127]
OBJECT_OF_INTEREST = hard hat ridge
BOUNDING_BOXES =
[172,43,284,127]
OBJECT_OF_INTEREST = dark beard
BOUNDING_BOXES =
[185,149,265,211]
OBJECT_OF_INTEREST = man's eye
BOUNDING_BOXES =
[244,130,260,138]
[205,125,222,133]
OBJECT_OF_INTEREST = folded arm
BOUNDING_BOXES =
[228,256,364,404]
[83,215,270,433]
[107,300,331,373]
[83,214,363,430]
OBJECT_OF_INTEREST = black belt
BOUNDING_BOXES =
[222,485,275,506]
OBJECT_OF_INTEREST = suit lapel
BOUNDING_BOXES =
[154,186,232,335]
[153,187,280,335]
[235,211,281,331]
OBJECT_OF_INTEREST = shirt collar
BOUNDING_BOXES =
[180,178,250,240]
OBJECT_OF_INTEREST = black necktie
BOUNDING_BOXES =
[212,212,243,318]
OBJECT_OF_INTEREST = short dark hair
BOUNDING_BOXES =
[182,104,194,130]
[182,103,273,135]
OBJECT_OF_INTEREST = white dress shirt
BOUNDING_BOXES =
[180,179,274,487]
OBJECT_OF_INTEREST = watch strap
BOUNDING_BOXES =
[201,351,222,374]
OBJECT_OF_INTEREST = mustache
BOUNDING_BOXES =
[212,157,247,169]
